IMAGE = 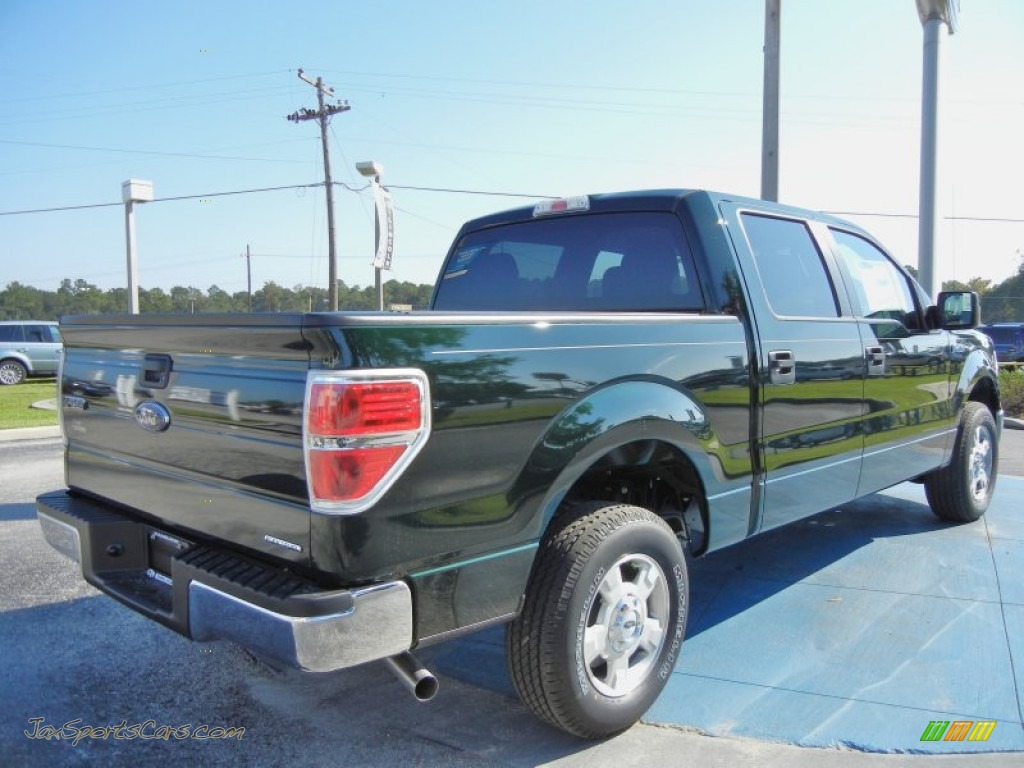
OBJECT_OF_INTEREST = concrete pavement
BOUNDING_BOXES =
[0,425,61,442]
[434,476,1024,753]
[3,421,1022,761]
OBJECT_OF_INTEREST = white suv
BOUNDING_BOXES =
[0,321,62,385]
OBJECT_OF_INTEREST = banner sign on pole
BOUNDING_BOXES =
[371,181,395,270]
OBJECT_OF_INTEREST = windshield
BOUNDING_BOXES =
[432,212,704,312]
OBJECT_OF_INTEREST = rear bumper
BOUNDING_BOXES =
[36,490,413,672]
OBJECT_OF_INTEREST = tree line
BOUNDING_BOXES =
[3,262,1023,322]
[0,279,435,320]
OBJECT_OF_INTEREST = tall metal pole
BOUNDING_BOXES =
[761,0,781,202]
[357,160,389,311]
[372,170,384,311]
[124,200,139,314]
[916,0,958,300]
[121,179,152,314]
[917,18,943,299]
[245,243,252,312]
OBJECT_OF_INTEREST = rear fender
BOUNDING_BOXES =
[512,377,726,539]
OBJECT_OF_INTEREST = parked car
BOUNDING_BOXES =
[0,321,62,385]
[979,323,1024,363]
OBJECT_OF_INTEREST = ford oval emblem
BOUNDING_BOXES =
[134,401,171,432]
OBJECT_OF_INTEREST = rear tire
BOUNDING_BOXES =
[0,360,27,385]
[924,402,998,522]
[506,502,688,738]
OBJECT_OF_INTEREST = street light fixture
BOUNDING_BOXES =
[356,161,390,311]
[121,179,153,314]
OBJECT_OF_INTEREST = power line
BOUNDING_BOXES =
[385,184,555,199]
[0,182,324,216]
[0,85,298,127]
[7,183,1022,222]
[152,182,325,203]
[0,70,290,105]
[0,200,124,216]
[323,68,1022,109]
[827,210,1024,224]
[0,138,314,164]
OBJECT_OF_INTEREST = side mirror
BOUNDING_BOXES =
[934,290,980,330]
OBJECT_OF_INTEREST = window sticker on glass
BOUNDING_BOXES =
[444,246,485,279]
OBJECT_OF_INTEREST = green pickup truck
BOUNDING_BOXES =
[37,189,1000,738]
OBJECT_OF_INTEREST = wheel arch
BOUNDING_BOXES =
[0,353,32,371]
[956,347,1000,419]
[515,377,726,558]
[0,355,32,383]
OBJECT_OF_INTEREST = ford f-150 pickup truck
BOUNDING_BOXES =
[37,189,1001,738]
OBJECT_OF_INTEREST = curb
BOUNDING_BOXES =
[0,425,61,442]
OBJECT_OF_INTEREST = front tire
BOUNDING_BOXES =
[925,402,998,522]
[506,502,688,738]
[0,360,27,385]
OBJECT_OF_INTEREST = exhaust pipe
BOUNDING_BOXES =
[386,652,439,702]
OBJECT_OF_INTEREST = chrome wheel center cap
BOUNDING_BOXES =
[607,595,645,654]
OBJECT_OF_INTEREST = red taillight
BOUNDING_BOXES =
[308,381,422,435]
[308,446,406,501]
[303,371,430,514]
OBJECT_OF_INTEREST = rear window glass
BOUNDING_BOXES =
[0,325,24,342]
[433,212,704,312]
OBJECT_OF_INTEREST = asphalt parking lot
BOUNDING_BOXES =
[1,432,1021,766]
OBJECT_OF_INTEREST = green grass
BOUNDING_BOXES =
[1000,367,1024,418]
[0,378,59,429]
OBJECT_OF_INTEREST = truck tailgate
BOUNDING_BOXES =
[59,314,314,568]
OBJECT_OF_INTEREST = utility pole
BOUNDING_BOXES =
[760,0,781,202]
[244,244,252,312]
[287,69,351,311]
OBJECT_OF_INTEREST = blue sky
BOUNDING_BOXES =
[2,0,1022,296]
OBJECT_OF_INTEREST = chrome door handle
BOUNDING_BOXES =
[866,345,885,375]
[769,350,795,385]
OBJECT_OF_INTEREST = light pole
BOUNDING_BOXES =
[761,0,781,202]
[121,179,153,314]
[356,161,392,311]
[916,0,959,299]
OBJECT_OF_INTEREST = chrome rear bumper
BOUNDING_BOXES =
[36,489,412,672]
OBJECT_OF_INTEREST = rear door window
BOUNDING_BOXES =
[24,325,55,343]
[433,212,703,312]
[739,213,840,318]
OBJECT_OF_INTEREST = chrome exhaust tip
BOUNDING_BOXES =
[386,652,439,702]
